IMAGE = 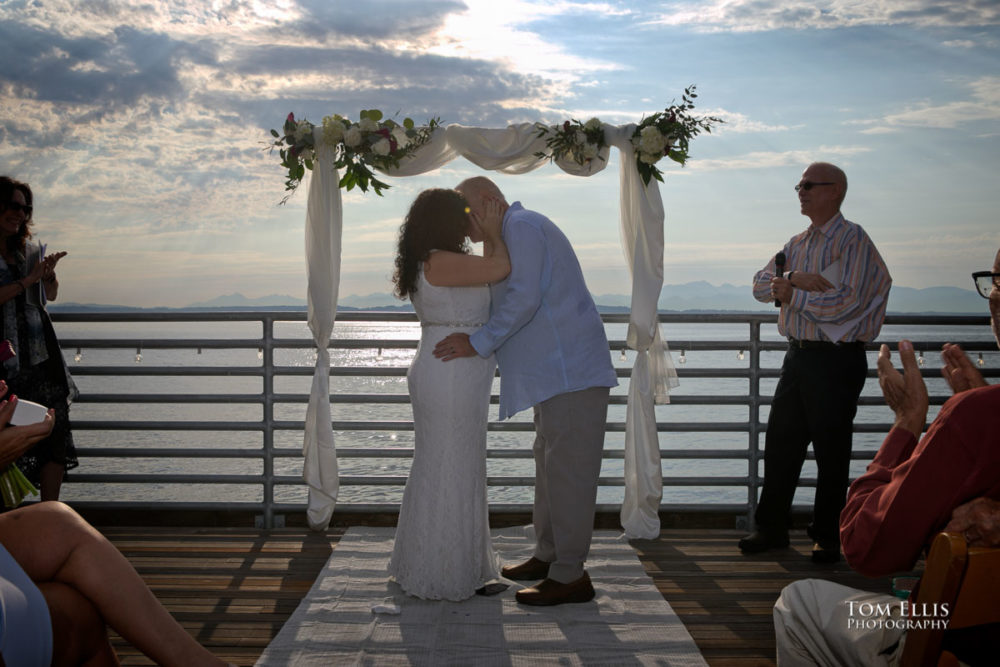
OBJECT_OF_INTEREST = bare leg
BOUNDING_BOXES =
[39,460,64,501]
[38,581,120,667]
[0,502,227,667]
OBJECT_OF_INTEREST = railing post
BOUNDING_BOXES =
[744,319,762,531]
[261,316,276,529]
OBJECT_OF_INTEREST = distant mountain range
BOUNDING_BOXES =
[49,282,987,314]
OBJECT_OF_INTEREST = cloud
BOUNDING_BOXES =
[286,0,466,42]
[686,146,871,172]
[646,0,1000,33]
[705,110,793,134]
[851,76,1000,132]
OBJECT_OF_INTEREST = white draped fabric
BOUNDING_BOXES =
[301,123,679,535]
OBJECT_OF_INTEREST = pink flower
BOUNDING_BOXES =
[287,112,296,123]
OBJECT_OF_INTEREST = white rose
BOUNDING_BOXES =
[321,117,345,145]
[584,117,601,132]
[639,126,666,154]
[293,120,312,142]
[639,150,661,165]
[582,142,599,160]
[358,117,379,132]
[344,126,362,148]
[391,126,410,148]
[574,130,587,145]
[372,138,391,156]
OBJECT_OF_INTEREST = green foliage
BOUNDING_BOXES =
[631,85,724,186]
[269,110,439,201]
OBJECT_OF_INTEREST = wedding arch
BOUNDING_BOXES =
[274,94,721,539]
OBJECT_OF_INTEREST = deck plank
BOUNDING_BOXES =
[102,526,917,666]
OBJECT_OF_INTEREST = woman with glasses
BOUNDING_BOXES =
[0,176,75,502]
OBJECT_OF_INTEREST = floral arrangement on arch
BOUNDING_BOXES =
[534,117,607,166]
[270,109,439,199]
[632,85,723,186]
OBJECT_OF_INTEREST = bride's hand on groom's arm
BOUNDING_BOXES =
[433,333,477,362]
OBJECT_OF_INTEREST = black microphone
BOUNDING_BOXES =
[774,251,786,307]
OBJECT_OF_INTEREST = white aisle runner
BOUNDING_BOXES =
[256,527,707,666]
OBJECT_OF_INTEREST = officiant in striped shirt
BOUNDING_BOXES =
[740,162,892,564]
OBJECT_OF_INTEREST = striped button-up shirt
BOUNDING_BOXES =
[753,213,892,343]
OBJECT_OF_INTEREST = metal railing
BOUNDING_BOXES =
[46,310,995,528]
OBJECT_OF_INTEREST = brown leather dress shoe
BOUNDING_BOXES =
[501,556,551,581]
[515,572,595,606]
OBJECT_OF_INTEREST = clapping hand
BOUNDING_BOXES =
[940,343,988,395]
[25,250,67,285]
[876,340,928,438]
[41,251,67,282]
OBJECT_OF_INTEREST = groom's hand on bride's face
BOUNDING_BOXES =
[433,333,477,362]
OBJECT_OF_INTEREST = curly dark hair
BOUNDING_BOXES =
[0,175,34,254]
[393,188,471,299]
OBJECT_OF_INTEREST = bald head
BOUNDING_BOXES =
[456,177,509,243]
[809,162,847,206]
[456,176,507,204]
[798,162,849,226]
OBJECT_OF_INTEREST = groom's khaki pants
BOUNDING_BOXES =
[531,385,610,583]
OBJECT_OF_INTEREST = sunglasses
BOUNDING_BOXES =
[794,181,835,192]
[3,202,32,216]
[972,271,1000,299]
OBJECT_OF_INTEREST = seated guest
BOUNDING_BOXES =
[772,247,1000,665]
[0,389,232,666]
[1,502,234,666]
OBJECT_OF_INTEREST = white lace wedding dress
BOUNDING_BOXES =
[387,268,501,600]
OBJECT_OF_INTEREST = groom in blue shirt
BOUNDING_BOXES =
[434,176,617,605]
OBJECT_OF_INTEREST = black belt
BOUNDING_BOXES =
[788,337,866,350]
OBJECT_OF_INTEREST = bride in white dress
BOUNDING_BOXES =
[388,188,510,601]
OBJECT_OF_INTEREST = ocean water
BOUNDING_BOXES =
[50,318,996,509]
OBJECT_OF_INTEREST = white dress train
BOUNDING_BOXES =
[387,269,501,600]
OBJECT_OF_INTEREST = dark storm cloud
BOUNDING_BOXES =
[286,0,467,42]
[0,21,217,107]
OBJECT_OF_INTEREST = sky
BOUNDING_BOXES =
[1,0,998,308]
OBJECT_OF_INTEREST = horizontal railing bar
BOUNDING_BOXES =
[71,474,264,484]
[59,337,999,355]
[49,310,992,326]
[71,392,753,406]
[73,421,265,430]
[61,339,264,349]
[72,447,753,460]
[78,394,263,403]
[67,366,265,376]
[71,446,880,463]
[66,473,753,487]
[67,392,983,407]
[79,448,265,458]
[68,501,268,511]
[69,419,913,434]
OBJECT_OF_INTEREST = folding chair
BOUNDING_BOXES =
[900,532,1000,667]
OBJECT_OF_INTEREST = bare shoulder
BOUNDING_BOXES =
[424,250,473,286]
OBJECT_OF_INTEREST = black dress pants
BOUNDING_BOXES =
[755,342,868,543]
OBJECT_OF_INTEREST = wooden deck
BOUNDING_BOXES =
[102,526,916,666]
